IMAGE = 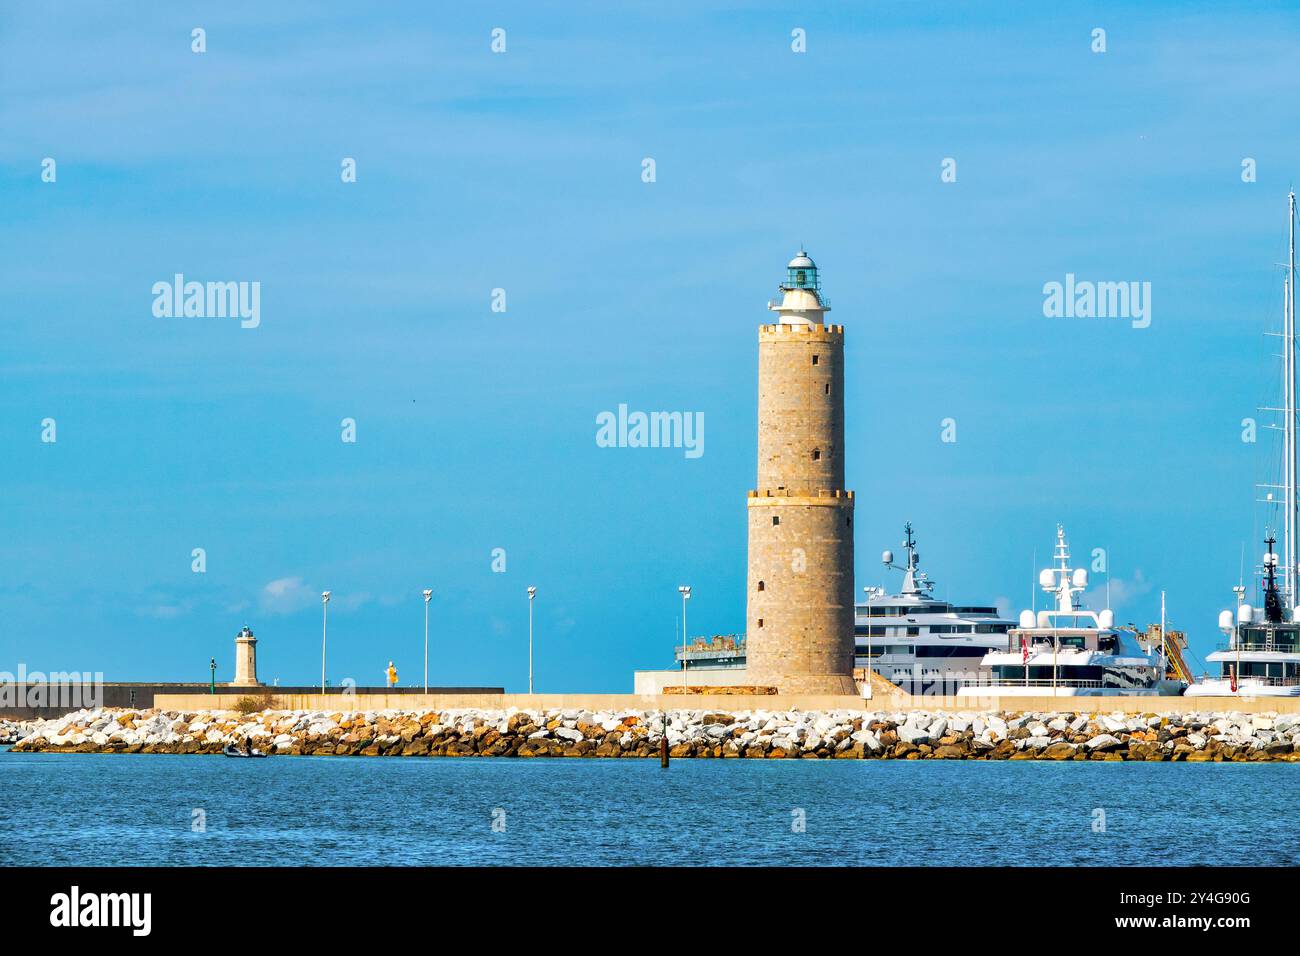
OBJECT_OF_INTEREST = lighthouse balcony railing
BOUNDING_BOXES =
[768,295,830,310]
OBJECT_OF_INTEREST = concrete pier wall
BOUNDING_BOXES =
[154,691,871,712]
[150,690,1300,715]
[12,685,1300,719]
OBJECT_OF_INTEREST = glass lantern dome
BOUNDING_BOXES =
[783,249,820,292]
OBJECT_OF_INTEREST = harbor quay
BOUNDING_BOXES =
[0,682,505,720]
[9,697,1300,761]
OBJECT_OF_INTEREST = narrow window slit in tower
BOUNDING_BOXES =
[824,383,830,395]
[812,449,820,461]
[812,354,819,365]
[757,581,765,592]
[757,619,764,628]
[772,515,780,526]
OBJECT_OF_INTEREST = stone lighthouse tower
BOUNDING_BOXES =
[232,625,260,687]
[745,250,857,695]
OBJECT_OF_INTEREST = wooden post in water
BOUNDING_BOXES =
[660,712,669,768]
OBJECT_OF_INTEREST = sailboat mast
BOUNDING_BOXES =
[1289,189,1298,608]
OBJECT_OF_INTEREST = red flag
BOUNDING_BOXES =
[1229,664,1238,694]
[1021,635,1030,665]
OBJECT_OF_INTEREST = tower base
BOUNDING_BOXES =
[751,673,860,696]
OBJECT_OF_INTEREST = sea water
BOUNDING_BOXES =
[1,749,1293,866]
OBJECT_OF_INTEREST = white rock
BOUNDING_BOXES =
[851,730,881,752]
[898,726,930,745]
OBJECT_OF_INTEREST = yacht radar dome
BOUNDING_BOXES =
[883,524,936,596]
[1037,525,1088,613]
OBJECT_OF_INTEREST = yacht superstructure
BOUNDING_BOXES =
[857,524,1015,695]
[957,526,1182,697]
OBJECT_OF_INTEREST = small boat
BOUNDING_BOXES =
[222,744,267,758]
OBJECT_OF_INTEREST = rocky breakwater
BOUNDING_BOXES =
[0,718,35,745]
[9,707,1300,761]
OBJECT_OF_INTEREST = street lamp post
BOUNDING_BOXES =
[527,587,537,694]
[678,586,692,691]
[320,590,331,694]
[209,658,216,695]
[423,588,433,694]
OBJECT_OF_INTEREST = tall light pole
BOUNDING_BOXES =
[678,585,691,690]
[320,590,331,694]
[423,588,433,694]
[527,586,537,694]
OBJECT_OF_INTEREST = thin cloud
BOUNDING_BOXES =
[258,576,318,615]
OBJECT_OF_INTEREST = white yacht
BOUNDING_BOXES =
[957,526,1183,697]
[857,524,1016,695]
[1188,193,1300,698]
[1188,538,1300,697]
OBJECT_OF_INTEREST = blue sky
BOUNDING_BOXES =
[2,1,1299,690]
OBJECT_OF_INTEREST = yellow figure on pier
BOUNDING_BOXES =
[386,661,398,687]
